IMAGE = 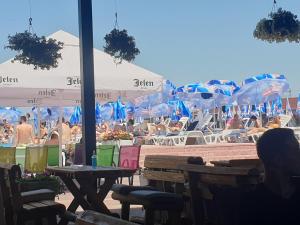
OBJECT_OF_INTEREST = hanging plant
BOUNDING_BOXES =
[104,28,140,64]
[5,30,64,70]
[254,8,300,43]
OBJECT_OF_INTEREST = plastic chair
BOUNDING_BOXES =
[47,145,60,166]
[24,146,48,173]
[74,143,84,165]
[0,147,16,164]
[96,145,115,166]
[16,146,26,169]
[118,145,141,185]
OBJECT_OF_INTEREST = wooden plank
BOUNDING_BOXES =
[144,170,185,183]
[228,159,262,168]
[76,210,138,225]
[179,164,260,176]
[144,155,203,169]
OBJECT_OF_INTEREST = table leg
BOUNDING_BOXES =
[78,176,117,214]
[60,175,91,212]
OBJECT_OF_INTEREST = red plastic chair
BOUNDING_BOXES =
[118,145,141,185]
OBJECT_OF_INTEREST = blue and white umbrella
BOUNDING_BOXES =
[70,106,82,125]
[0,107,22,124]
[235,74,289,105]
[176,83,215,109]
[113,98,126,121]
[134,80,176,108]
[150,103,174,118]
[206,80,240,107]
[95,103,102,124]
[100,103,114,121]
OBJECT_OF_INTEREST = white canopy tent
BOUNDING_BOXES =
[0,30,164,106]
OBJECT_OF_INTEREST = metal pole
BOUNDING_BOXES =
[78,0,96,165]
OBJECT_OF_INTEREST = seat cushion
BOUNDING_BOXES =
[21,200,66,219]
[21,189,55,203]
[111,184,157,195]
[127,190,184,210]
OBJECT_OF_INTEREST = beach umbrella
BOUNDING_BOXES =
[150,103,173,118]
[0,107,22,123]
[235,74,289,105]
[100,103,114,121]
[134,80,176,108]
[168,100,191,121]
[113,98,126,121]
[206,80,240,107]
[95,103,101,124]
[176,83,215,109]
[134,107,150,119]
[70,106,82,125]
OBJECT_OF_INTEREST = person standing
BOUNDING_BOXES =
[62,118,72,145]
[15,116,34,146]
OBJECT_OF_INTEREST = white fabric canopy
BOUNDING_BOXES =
[0,30,164,106]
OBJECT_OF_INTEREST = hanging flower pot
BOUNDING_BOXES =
[254,8,300,43]
[5,30,64,70]
[104,28,140,64]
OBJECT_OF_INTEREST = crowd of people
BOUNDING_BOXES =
[0,115,82,147]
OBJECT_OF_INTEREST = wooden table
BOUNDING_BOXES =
[178,164,262,225]
[46,166,135,215]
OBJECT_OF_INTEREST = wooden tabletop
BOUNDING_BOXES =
[46,165,134,177]
[178,164,260,176]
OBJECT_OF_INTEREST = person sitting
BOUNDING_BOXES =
[239,128,300,225]
[226,114,244,129]
[267,115,281,128]
[247,115,281,135]
[44,131,59,145]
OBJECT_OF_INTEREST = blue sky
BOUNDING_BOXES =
[0,0,300,95]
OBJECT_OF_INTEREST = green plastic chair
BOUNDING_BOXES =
[47,145,60,166]
[0,147,16,164]
[16,146,26,168]
[96,145,115,166]
[24,146,48,173]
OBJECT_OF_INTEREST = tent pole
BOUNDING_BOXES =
[58,107,63,166]
[37,106,41,139]
[78,0,96,165]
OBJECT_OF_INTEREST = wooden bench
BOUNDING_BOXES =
[143,155,204,193]
[179,164,262,225]
[211,158,263,171]
[76,210,138,225]
[112,155,204,224]
[0,163,67,225]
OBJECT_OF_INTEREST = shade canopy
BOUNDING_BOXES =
[0,30,164,106]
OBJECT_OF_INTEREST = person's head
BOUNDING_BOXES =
[274,116,281,123]
[50,131,59,140]
[26,113,30,119]
[62,117,65,123]
[250,115,257,121]
[20,116,27,123]
[40,121,46,128]
[257,128,300,175]
[233,114,239,120]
